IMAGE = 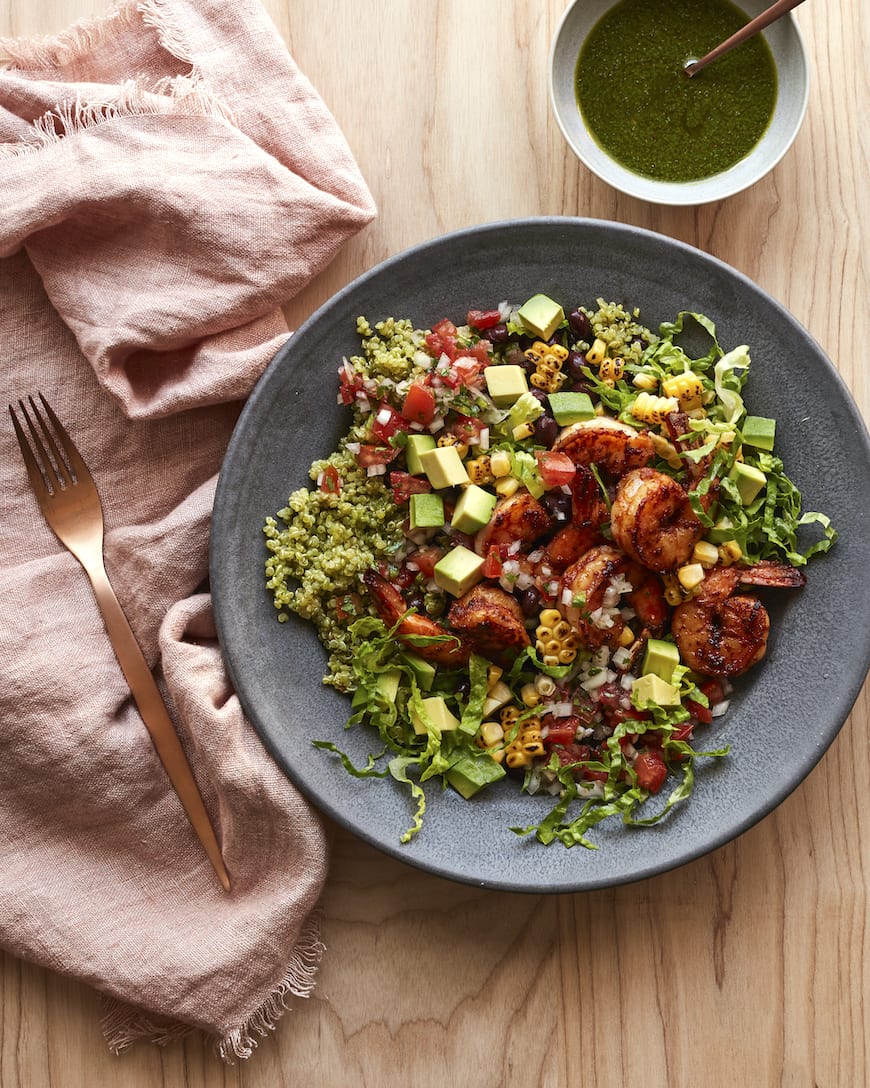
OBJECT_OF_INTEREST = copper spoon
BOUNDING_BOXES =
[684,0,807,77]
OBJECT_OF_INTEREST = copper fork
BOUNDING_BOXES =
[9,394,231,893]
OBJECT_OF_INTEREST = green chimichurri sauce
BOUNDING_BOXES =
[575,0,778,183]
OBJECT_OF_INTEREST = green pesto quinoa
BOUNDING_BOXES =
[263,316,430,690]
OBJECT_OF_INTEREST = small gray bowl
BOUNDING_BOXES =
[549,0,809,205]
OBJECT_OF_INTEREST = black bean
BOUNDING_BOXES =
[565,349,587,384]
[533,413,560,447]
[541,490,572,522]
[487,323,509,343]
[568,308,593,341]
[517,585,542,617]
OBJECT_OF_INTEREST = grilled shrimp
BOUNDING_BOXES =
[475,491,551,554]
[672,561,806,677]
[610,466,704,573]
[540,464,606,571]
[362,569,470,667]
[552,416,655,475]
[447,584,531,664]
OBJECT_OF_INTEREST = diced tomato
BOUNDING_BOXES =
[425,318,460,362]
[467,308,502,330]
[356,444,397,469]
[482,546,503,579]
[370,401,408,443]
[337,365,364,405]
[407,545,444,579]
[400,382,437,425]
[535,450,576,489]
[335,592,362,622]
[452,356,485,386]
[542,714,581,747]
[318,465,341,495]
[634,749,668,793]
[448,414,486,445]
[700,679,727,706]
[389,471,431,503]
[685,698,713,724]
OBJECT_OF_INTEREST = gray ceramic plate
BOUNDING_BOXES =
[210,218,870,893]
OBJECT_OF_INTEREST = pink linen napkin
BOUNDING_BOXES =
[0,0,375,1059]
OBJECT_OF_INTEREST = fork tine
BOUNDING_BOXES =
[9,401,52,500]
[37,393,91,485]
[28,394,76,489]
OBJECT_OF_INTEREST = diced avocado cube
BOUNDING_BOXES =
[641,638,680,683]
[632,673,681,708]
[451,484,498,535]
[729,461,767,505]
[409,491,445,530]
[433,544,485,597]
[484,364,529,407]
[742,415,776,451]
[445,753,506,799]
[548,391,596,425]
[406,433,437,475]
[517,293,565,341]
[482,679,512,718]
[352,668,402,709]
[410,695,461,736]
[418,445,470,489]
[400,651,436,692]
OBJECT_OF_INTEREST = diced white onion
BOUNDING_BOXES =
[561,587,574,607]
[711,699,730,718]
[479,427,490,451]
[612,647,632,669]
[366,463,387,477]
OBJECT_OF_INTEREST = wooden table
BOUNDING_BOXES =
[2,2,867,1084]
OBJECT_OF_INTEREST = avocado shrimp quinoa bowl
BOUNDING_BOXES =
[262,293,834,849]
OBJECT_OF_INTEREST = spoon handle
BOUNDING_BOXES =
[685,0,807,77]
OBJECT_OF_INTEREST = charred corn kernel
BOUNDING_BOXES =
[649,431,683,470]
[534,673,557,697]
[719,539,743,564]
[521,731,546,758]
[662,573,687,605]
[495,475,520,498]
[489,449,511,477]
[512,422,535,441]
[520,682,541,707]
[505,745,533,769]
[618,625,636,648]
[437,433,469,458]
[632,371,660,392]
[500,705,520,727]
[718,430,736,447]
[677,562,705,591]
[479,720,505,747]
[557,647,576,664]
[539,608,562,627]
[527,341,567,368]
[530,368,564,394]
[542,654,559,668]
[487,747,506,765]
[552,619,572,640]
[466,456,493,484]
[586,338,607,365]
[692,540,720,568]
[631,390,680,426]
[599,357,625,385]
[662,370,704,407]
[486,664,503,689]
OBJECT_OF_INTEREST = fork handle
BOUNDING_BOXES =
[84,558,232,892]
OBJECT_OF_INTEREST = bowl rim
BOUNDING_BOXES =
[548,0,810,206]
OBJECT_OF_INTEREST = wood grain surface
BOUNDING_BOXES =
[2,1,868,1085]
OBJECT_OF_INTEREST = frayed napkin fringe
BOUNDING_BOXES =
[0,0,235,160]
[100,911,326,1061]
[0,2,139,70]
